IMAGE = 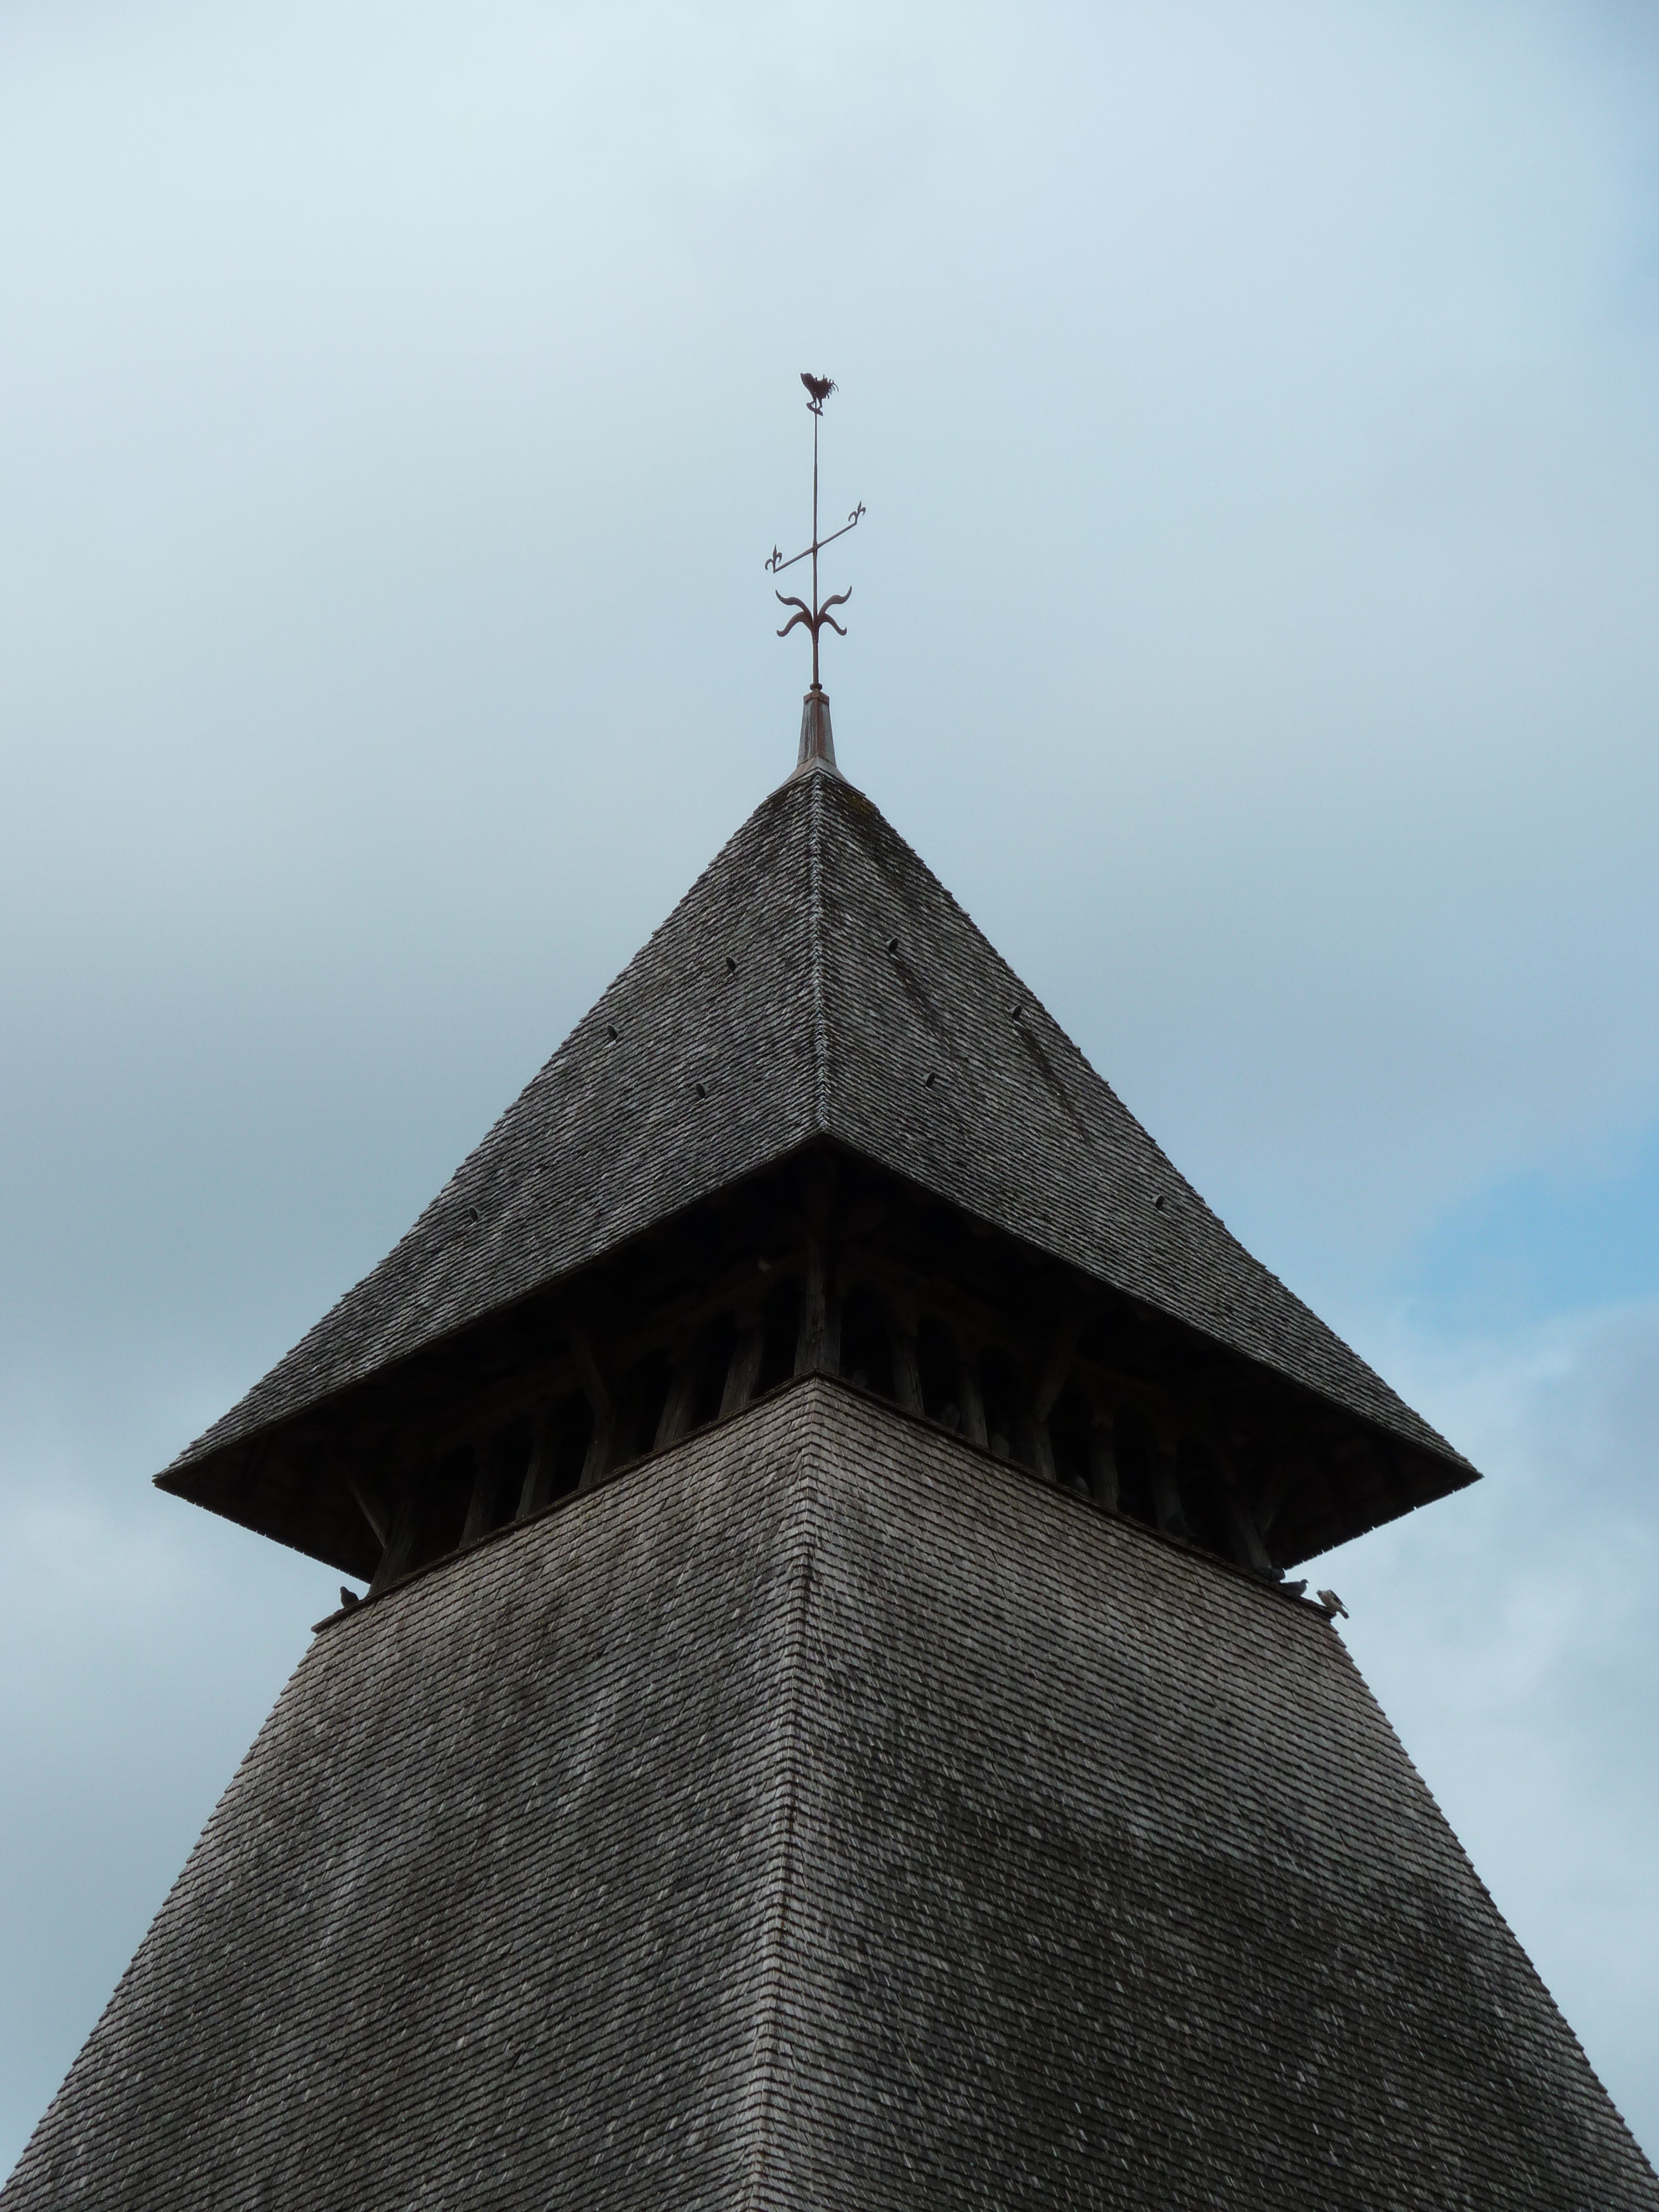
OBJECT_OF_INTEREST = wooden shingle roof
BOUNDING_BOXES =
[10,1383,1650,2209]
[169,760,1465,1485]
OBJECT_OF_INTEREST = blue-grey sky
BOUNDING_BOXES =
[3,0,1657,2171]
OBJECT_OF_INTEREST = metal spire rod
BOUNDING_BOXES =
[766,373,865,692]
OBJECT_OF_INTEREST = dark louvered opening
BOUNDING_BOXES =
[915,1317,958,1428]
[1047,1384,1094,1499]
[839,1287,895,1400]
[1110,1411,1155,1526]
[978,1348,1021,1463]
[411,1448,472,1571]
[1178,1441,1230,1557]
[616,1352,674,1466]
[184,1143,1467,1602]
[755,1278,801,1396]
[688,1315,737,1427]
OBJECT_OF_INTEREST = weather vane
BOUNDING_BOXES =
[767,374,865,697]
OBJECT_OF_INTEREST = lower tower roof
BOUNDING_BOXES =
[11,1381,1652,2210]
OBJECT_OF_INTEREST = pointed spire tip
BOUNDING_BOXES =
[795,686,839,775]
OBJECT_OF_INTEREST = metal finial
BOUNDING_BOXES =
[766,373,865,709]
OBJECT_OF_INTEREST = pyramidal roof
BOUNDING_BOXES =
[171,757,1462,1485]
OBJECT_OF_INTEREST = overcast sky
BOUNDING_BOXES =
[3,0,1657,2174]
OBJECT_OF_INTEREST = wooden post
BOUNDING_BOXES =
[794,1241,842,1377]
[1215,1447,1276,1575]
[517,1409,559,1518]
[1255,1458,1295,1537]
[954,1335,989,1449]
[1087,1413,1119,1511]
[888,1302,924,1417]
[654,1350,700,1449]
[1221,1488,1276,1577]
[368,1483,422,1597]
[794,1160,838,1378]
[719,1313,767,1418]
[461,1438,498,1545]
[347,1473,389,1547]
[1032,1315,1082,1423]
[1022,1313,1082,1486]
[1151,1439,1184,1536]
[575,1334,615,1492]
[794,1246,828,1376]
[1024,1413,1059,1487]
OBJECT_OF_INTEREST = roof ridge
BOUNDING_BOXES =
[738,1412,818,2212]
[810,768,830,1133]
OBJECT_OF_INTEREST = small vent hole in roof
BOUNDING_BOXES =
[695,1081,707,1099]
[605,1023,618,1042]
[466,1206,479,1223]
[725,956,737,975]
[1010,1002,1024,1021]
[886,936,899,955]
[1152,1192,1166,1211]
[924,1070,937,1088]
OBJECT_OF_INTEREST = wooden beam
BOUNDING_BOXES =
[1032,1314,1083,1422]
[1087,1417,1119,1512]
[1150,1443,1184,1536]
[888,1306,924,1417]
[381,1346,576,1471]
[1255,1458,1295,1536]
[844,1245,1026,1374]
[1220,1488,1275,1576]
[1019,1312,1083,1489]
[395,1248,819,1473]
[795,1152,836,1373]
[575,1334,616,1492]
[841,1242,1180,1433]
[719,1314,767,1419]
[517,1408,559,1517]
[654,1352,701,1450]
[461,1438,498,1545]
[1024,1414,1058,1487]
[1212,1448,1275,1575]
[368,1484,422,1596]
[954,1335,988,1449]
[794,1219,840,1378]
[347,1473,389,1547]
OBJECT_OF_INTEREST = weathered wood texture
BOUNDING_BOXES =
[8,1384,1648,2212]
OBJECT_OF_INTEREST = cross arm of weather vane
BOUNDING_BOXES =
[764,505,865,576]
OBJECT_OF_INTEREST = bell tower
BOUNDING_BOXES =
[4,393,1654,2212]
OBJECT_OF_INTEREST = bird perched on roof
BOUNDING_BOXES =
[340,1586,361,1611]
[1317,1589,1349,1621]
[801,372,836,407]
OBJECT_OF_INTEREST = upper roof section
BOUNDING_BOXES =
[168,755,1465,1514]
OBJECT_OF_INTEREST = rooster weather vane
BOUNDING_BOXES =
[766,373,865,692]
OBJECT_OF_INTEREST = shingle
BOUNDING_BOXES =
[7,1382,1650,2209]
[165,768,1462,1485]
